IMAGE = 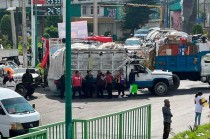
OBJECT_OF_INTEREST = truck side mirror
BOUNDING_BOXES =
[32,104,35,109]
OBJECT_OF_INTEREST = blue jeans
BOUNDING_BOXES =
[195,112,201,125]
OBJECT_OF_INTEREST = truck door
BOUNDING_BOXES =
[132,64,153,88]
[201,54,210,77]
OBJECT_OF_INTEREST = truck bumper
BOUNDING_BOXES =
[9,129,28,137]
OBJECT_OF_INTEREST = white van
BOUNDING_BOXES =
[0,88,41,138]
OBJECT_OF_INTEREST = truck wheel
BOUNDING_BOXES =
[16,85,26,97]
[169,74,180,91]
[154,82,167,96]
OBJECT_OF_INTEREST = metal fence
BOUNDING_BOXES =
[10,104,151,139]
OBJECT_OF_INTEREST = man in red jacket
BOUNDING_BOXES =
[72,70,82,99]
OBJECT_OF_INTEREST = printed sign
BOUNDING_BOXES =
[58,21,88,39]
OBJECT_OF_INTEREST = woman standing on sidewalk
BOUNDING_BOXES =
[194,91,207,126]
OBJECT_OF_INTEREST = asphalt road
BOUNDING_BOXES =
[29,80,210,139]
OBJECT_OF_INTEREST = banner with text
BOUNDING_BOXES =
[58,21,88,39]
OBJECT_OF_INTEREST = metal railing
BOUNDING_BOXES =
[9,129,47,139]
[29,121,65,139]
[13,104,151,139]
[73,104,151,139]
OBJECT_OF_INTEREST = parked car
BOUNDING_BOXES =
[0,88,41,138]
[134,28,149,39]
[124,37,143,49]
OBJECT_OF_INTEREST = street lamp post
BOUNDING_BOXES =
[65,0,72,139]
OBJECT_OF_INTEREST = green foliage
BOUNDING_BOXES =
[43,33,50,39]
[1,35,12,49]
[0,14,12,46]
[45,16,62,27]
[18,36,32,55]
[44,26,58,38]
[121,0,156,33]
[192,24,204,34]
[172,124,210,139]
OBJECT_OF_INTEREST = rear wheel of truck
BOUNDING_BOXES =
[16,84,26,97]
[169,74,180,91]
[154,82,167,96]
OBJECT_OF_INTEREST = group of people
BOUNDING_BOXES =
[3,69,34,100]
[162,91,209,139]
[58,68,138,99]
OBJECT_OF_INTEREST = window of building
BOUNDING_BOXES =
[91,6,100,14]
[97,6,99,14]
[82,6,87,15]
[91,6,93,14]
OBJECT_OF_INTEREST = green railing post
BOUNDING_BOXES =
[119,114,123,139]
[72,121,75,139]
[84,121,88,139]
[148,104,151,139]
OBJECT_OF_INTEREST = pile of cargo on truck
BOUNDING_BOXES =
[145,29,210,89]
[43,38,175,96]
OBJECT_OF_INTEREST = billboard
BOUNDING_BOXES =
[58,21,88,39]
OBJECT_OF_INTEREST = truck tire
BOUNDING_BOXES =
[15,84,26,97]
[154,82,167,96]
[169,74,180,91]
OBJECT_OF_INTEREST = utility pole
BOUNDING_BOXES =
[22,0,27,68]
[93,0,98,35]
[9,0,17,49]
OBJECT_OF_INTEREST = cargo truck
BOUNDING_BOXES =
[46,38,174,96]
[155,39,210,90]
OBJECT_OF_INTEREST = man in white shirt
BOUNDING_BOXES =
[6,77,16,91]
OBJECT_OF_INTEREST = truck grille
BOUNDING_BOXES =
[22,120,39,129]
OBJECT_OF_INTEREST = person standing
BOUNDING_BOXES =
[129,69,137,96]
[59,73,65,99]
[96,70,105,98]
[162,99,173,139]
[105,71,113,99]
[6,77,16,91]
[194,91,206,126]
[85,70,94,98]
[3,71,12,85]
[116,68,126,98]
[22,69,34,100]
[72,70,82,99]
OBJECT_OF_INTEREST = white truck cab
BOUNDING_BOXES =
[0,88,41,138]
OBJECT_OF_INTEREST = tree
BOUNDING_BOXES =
[44,26,58,38]
[45,16,62,27]
[121,0,156,34]
[0,14,12,47]
[192,24,203,34]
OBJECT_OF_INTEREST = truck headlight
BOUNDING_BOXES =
[11,122,24,130]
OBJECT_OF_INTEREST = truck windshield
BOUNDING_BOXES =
[1,97,35,114]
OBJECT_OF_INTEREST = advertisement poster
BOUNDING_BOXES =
[58,21,88,39]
